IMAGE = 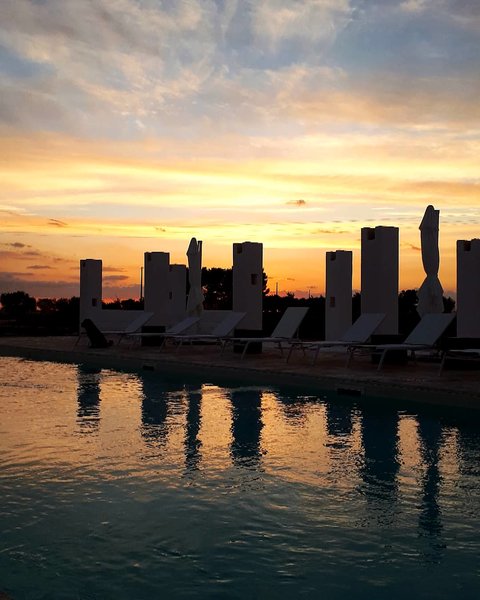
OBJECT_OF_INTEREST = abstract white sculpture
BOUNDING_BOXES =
[417,205,444,316]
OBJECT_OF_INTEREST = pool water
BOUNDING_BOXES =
[1,357,480,599]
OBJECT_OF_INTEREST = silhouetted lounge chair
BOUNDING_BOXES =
[287,313,385,364]
[349,312,456,370]
[222,306,309,359]
[81,318,113,348]
[77,311,154,345]
[439,347,480,374]
[102,311,154,343]
[127,315,201,345]
[167,311,246,351]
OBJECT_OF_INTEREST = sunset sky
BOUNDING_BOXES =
[1,0,479,300]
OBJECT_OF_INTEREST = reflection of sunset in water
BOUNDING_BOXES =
[2,357,480,598]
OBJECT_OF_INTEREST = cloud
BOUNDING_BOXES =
[252,0,352,54]
[27,264,53,270]
[4,241,30,248]
[2,271,34,279]
[103,265,125,273]
[0,0,479,144]
[313,228,349,235]
[0,274,77,297]
[403,242,422,252]
[48,219,68,227]
[103,274,129,283]
[0,248,42,260]
[400,0,430,13]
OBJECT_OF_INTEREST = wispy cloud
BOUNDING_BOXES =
[4,241,31,248]
[27,264,53,270]
[103,274,129,283]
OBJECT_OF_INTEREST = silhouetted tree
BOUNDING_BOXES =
[35,296,80,334]
[443,295,455,313]
[202,267,232,309]
[200,268,268,310]
[37,298,56,313]
[103,298,122,310]
[0,291,36,318]
[398,289,420,335]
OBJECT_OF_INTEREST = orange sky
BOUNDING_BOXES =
[1,1,479,299]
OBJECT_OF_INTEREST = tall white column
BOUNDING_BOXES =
[457,239,480,338]
[325,250,352,340]
[233,242,263,332]
[144,252,170,326]
[361,226,399,335]
[79,259,102,326]
[168,264,187,324]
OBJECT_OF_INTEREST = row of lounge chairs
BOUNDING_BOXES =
[80,307,477,373]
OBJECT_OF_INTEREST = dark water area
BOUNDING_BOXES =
[1,357,479,599]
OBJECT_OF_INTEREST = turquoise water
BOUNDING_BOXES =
[1,357,480,599]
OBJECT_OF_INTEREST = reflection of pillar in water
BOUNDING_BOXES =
[325,402,354,439]
[325,400,355,479]
[277,392,308,425]
[417,416,444,562]
[230,389,263,467]
[140,377,175,447]
[360,406,399,516]
[185,387,202,472]
[76,365,101,432]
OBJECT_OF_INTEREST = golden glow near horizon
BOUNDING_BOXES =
[1,1,479,299]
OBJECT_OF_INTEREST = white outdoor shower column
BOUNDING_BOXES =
[168,264,187,325]
[325,250,352,340]
[144,252,171,326]
[361,226,399,335]
[457,239,480,338]
[233,242,263,333]
[79,259,102,327]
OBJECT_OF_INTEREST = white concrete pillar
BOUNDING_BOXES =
[144,252,170,326]
[325,250,352,340]
[361,226,399,335]
[79,259,102,326]
[168,264,187,325]
[233,242,263,332]
[457,239,480,338]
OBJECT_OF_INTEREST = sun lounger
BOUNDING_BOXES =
[167,311,246,351]
[439,348,480,374]
[287,313,385,364]
[222,306,309,359]
[350,312,456,370]
[102,311,154,343]
[127,315,201,346]
[76,311,154,345]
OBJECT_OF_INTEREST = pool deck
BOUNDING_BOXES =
[1,335,479,411]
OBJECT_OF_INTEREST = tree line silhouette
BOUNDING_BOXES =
[0,268,454,338]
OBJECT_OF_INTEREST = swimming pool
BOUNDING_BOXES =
[1,356,479,599]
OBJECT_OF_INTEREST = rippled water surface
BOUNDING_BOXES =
[1,357,480,599]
